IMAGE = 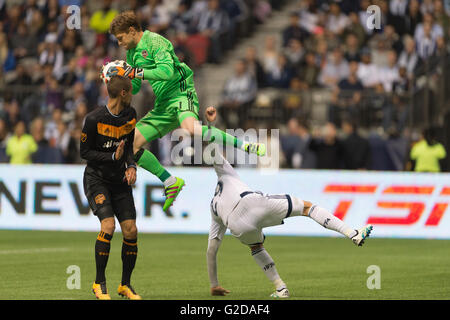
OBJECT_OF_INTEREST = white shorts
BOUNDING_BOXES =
[227,192,303,245]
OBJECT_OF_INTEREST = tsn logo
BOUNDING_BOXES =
[325,184,450,226]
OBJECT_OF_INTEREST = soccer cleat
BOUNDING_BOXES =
[163,177,185,212]
[92,282,111,300]
[118,284,142,300]
[351,224,373,247]
[270,288,290,298]
[244,143,266,156]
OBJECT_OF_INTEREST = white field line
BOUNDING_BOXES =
[0,248,70,255]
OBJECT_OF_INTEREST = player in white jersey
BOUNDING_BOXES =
[204,107,373,298]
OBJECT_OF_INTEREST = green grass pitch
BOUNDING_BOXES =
[0,230,449,300]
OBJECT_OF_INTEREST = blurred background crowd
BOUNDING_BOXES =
[0,0,449,172]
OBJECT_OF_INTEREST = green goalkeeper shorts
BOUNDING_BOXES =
[136,90,199,142]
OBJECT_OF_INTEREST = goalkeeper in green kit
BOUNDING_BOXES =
[108,11,265,212]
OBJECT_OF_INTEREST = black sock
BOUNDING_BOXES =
[121,238,138,286]
[95,231,113,284]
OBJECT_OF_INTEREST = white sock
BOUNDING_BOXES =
[252,247,286,290]
[163,176,176,188]
[308,205,356,238]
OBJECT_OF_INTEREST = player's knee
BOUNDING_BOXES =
[302,200,313,216]
[290,196,308,216]
[100,216,115,235]
[250,243,264,253]
[122,223,137,239]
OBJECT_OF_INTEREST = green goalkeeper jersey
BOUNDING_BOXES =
[126,30,194,104]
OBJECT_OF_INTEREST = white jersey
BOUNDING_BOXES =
[209,153,304,244]
[210,153,251,227]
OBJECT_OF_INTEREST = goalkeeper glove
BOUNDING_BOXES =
[108,63,144,80]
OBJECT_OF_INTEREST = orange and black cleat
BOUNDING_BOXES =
[92,282,111,300]
[118,284,142,300]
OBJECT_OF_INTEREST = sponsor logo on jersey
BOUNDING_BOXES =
[142,50,148,58]
[97,118,136,139]
[80,133,87,142]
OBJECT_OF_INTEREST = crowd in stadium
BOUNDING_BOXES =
[0,0,448,172]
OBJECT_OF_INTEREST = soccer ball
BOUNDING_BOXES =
[100,60,128,84]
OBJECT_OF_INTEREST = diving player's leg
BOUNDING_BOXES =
[228,204,289,298]
[133,114,185,212]
[249,243,290,298]
[290,197,373,246]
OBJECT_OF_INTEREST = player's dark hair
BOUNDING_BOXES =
[107,76,132,98]
[109,11,142,35]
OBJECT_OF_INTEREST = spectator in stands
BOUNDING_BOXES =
[171,1,196,36]
[415,13,444,42]
[372,24,404,56]
[421,0,435,15]
[39,33,64,80]
[61,29,82,63]
[265,54,294,89]
[0,32,13,72]
[345,12,366,48]
[3,99,22,131]
[197,0,230,63]
[404,0,423,36]
[56,120,71,161]
[318,47,349,88]
[410,127,447,172]
[385,127,409,171]
[31,116,54,164]
[280,117,316,169]
[9,63,33,86]
[359,0,375,35]
[416,22,438,60]
[379,50,400,93]
[398,36,419,77]
[384,66,410,132]
[389,0,409,35]
[297,0,319,33]
[45,76,64,112]
[244,45,266,88]
[221,0,249,45]
[0,118,10,162]
[434,0,450,41]
[284,38,304,68]
[282,12,308,47]
[140,0,171,34]
[89,0,118,35]
[60,58,79,87]
[357,48,381,88]
[298,51,320,88]
[261,35,279,74]
[10,22,38,62]
[326,2,349,36]
[45,107,63,147]
[328,60,363,126]
[31,116,64,164]
[340,120,370,170]
[281,77,303,119]
[66,125,82,164]
[6,120,37,164]
[309,122,342,169]
[343,33,361,62]
[219,59,257,128]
